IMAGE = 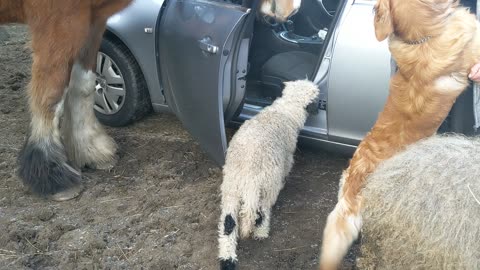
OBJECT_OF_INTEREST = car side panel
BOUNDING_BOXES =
[158,0,251,165]
[106,0,167,111]
[326,0,391,145]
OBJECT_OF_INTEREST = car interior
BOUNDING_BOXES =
[237,0,340,110]
[234,0,477,137]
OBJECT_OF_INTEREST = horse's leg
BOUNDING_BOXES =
[61,1,131,170]
[18,11,91,199]
[61,21,116,170]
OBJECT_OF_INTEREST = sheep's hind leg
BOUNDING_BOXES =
[218,193,241,270]
[253,208,272,240]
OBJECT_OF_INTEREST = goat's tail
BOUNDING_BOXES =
[218,192,242,270]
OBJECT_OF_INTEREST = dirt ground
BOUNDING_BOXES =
[0,25,358,270]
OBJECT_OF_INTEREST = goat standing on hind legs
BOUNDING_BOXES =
[0,0,132,201]
[318,0,480,269]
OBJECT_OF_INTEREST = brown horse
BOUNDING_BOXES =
[318,0,480,269]
[0,0,300,201]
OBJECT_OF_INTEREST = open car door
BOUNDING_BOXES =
[158,0,252,165]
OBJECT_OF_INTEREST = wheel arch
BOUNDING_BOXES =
[102,29,156,103]
[103,0,167,110]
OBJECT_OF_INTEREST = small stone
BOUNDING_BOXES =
[10,84,21,91]
[89,238,107,250]
[37,209,55,222]
[1,107,11,114]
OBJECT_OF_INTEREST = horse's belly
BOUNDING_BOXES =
[0,0,25,24]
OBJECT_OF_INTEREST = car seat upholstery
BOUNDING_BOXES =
[261,51,316,95]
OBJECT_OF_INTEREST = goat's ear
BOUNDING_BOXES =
[373,0,393,41]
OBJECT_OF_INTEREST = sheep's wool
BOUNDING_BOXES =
[218,80,320,269]
[358,135,480,270]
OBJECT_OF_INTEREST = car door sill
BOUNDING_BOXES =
[233,103,328,137]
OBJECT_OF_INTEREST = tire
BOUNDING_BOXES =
[94,38,152,127]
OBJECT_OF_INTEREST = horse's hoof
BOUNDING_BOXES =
[87,161,116,171]
[49,184,84,201]
[84,154,118,171]
[96,159,117,170]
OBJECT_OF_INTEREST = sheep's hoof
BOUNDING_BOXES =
[49,184,84,201]
[253,227,269,240]
[220,259,236,270]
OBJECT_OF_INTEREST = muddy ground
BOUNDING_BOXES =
[0,25,358,270]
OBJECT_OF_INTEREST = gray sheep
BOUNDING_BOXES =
[217,80,320,269]
[358,134,480,270]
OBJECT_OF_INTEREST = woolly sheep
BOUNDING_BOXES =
[357,134,480,270]
[217,80,320,270]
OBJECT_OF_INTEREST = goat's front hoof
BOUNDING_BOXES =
[49,183,84,201]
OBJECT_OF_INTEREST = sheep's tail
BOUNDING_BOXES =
[218,191,241,270]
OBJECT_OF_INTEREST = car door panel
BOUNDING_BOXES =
[158,0,250,165]
[326,1,390,145]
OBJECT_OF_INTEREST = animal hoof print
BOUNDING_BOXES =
[49,183,84,201]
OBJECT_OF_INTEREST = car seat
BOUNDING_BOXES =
[261,51,316,96]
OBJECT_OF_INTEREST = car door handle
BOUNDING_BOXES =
[198,37,218,54]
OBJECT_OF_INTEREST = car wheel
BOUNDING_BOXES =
[94,38,152,127]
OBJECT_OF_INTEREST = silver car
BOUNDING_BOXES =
[94,0,477,165]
